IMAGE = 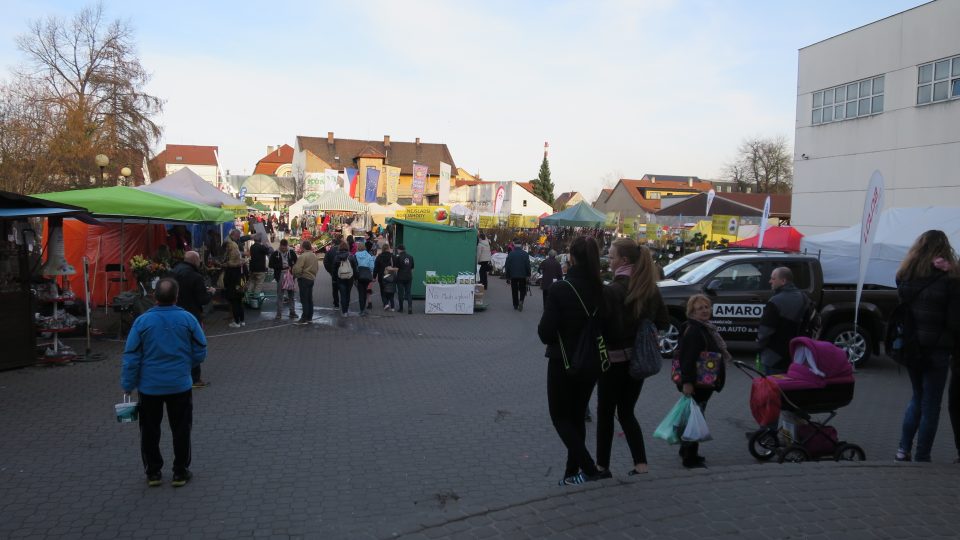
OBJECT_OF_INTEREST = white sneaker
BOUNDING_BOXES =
[240,322,246,327]
[228,322,241,328]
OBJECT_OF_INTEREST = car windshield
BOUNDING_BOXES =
[677,258,727,284]
[662,251,709,277]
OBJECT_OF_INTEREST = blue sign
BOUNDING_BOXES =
[238,187,247,200]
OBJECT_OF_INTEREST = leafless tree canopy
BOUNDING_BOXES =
[724,136,793,194]
[0,3,163,193]
[292,164,307,202]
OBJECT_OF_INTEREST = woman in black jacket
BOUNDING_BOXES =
[333,240,358,316]
[537,236,610,485]
[676,293,730,468]
[596,240,668,476]
[895,230,960,462]
[374,244,397,311]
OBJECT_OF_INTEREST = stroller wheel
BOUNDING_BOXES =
[834,443,866,462]
[778,444,809,464]
[749,429,778,461]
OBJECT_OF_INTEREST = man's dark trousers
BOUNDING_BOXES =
[298,277,315,321]
[139,389,192,476]
[511,278,527,308]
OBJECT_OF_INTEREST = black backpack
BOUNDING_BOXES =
[798,295,822,339]
[556,280,609,376]
[885,275,943,367]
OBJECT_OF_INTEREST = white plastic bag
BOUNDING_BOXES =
[681,400,712,442]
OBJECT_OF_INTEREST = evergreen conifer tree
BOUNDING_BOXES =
[535,156,555,205]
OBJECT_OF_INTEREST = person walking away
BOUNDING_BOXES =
[334,240,358,315]
[121,278,206,487]
[676,294,730,468]
[596,240,669,476]
[539,249,562,306]
[355,242,376,316]
[247,233,272,299]
[394,245,415,314]
[505,238,531,311]
[364,240,376,308]
[537,236,610,485]
[323,236,341,309]
[895,230,960,462]
[171,251,215,388]
[374,244,398,311]
[477,233,492,290]
[269,239,298,320]
[222,229,246,328]
[291,241,319,325]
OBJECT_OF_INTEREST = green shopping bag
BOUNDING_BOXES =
[653,395,692,445]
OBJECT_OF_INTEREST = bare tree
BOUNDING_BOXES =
[0,79,60,194]
[725,136,793,194]
[9,2,163,190]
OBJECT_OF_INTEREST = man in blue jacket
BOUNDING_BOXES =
[121,278,207,487]
[504,238,532,311]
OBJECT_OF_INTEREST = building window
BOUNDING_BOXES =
[812,75,884,125]
[647,192,661,200]
[917,55,960,105]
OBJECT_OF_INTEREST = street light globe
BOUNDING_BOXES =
[95,154,110,168]
[120,166,132,177]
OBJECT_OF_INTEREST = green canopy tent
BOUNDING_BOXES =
[539,201,606,227]
[35,187,236,327]
[386,218,477,299]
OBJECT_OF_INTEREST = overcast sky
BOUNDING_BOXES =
[0,0,925,198]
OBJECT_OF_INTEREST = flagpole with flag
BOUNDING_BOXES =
[855,171,885,330]
[756,195,771,250]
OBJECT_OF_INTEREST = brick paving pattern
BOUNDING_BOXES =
[2,271,958,539]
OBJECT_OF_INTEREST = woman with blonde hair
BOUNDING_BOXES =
[675,293,730,468]
[894,230,960,462]
[596,239,668,476]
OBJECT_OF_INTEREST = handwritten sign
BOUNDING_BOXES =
[424,284,475,315]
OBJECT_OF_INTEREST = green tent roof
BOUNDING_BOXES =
[34,186,234,223]
[539,201,606,227]
[386,218,475,233]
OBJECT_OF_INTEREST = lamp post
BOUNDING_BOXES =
[120,167,132,187]
[95,154,109,184]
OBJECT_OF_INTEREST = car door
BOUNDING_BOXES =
[702,260,774,342]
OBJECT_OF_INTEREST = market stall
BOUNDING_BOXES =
[313,188,369,232]
[387,218,479,310]
[539,201,606,227]
[729,226,803,251]
[0,191,97,369]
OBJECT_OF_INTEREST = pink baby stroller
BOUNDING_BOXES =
[735,337,866,463]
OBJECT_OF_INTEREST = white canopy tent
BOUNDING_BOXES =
[138,168,242,209]
[288,198,314,221]
[800,207,960,287]
[367,202,396,225]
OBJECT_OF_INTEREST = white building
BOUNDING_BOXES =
[793,0,960,234]
[150,144,222,188]
[448,181,554,217]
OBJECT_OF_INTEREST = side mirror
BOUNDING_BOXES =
[705,279,721,294]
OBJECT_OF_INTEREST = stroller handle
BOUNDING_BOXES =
[733,360,767,378]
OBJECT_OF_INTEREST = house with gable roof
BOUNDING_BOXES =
[293,132,458,204]
[594,174,713,217]
[253,144,294,177]
[150,144,221,187]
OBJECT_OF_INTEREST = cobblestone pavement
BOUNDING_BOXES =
[1,271,958,539]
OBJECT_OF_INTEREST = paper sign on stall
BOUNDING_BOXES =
[424,284,475,314]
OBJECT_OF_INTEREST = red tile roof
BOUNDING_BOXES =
[153,144,219,168]
[718,192,792,216]
[253,144,294,174]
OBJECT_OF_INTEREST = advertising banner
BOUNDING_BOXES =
[478,215,497,229]
[304,174,322,203]
[712,215,739,236]
[493,185,506,215]
[323,169,340,192]
[757,196,771,249]
[508,214,523,228]
[605,212,620,229]
[439,162,451,205]
[404,205,449,225]
[384,165,401,204]
[364,167,380,203]
[522,216,539,229]
[705,188,716,216]
[412,164,428,205]
[855,171,885,327]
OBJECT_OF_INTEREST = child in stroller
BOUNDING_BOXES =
[736,337,866,463]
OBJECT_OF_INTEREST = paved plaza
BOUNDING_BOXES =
[2,271,959,539]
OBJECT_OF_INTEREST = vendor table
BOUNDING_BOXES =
[424,283,475,315]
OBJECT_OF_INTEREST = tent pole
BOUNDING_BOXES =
[118,219,125,339]
[82,256,91,355]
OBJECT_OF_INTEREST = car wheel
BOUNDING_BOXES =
[822,323,872,367]
[659,317,682,357]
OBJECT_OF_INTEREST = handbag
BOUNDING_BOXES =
[357,266,373,282]
[629,318,662,380]
[671,351,721,388]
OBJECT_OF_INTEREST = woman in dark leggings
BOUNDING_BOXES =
[537,236,610,485]
[596,240,668,476]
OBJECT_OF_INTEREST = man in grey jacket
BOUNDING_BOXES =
[757,267,810,375]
